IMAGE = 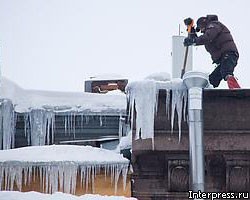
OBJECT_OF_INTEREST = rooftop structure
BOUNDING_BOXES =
[127,76,250,199]
[0,77,128,149]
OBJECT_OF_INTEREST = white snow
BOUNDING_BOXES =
[106,89,125,96]
[0,145,129,194]
[144,72,171,82]
[0,77,126,113]
[0,191,137,200]
[126,79,187,144]
[0,145,128,163]
[87,74,126,81]
[116,130,132,152]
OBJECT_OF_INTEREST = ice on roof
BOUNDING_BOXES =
[0,145,129,194]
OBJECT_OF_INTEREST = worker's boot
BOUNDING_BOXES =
[226,75,241,89]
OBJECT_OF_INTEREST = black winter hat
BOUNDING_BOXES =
[206,15,218,22]
[196,17,207,32]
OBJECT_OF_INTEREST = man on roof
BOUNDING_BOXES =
[184,15,240,89]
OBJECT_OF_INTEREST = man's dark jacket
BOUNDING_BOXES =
[195,20,238,63]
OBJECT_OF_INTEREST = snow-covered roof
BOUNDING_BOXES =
[0,77,126,113]
[0,145,129,194]
[0,145,128,164]
[0,191,137,200]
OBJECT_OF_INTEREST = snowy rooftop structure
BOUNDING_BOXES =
[129,76,250,199]
[0,77,128,150]
[0,77,126,114]
[0,145,129,194]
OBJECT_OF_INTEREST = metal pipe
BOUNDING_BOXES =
[183,71,209,196]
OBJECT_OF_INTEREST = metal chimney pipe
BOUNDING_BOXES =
[183,71,209,195]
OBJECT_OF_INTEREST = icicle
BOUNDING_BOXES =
[111,164,115,186]
[11,164,23,191]
[80,113,84,129]
[45,166,49,193]
[114,164,122,194]
[80,166,86,189]
[39,166,43,191]
[12,112,17,148]
[183,91,188,122]
[122,164,128,191]
[104,165,107,181]
[0,161,129,195]
[24,114,30,145]
[58,164,64,192]
[64,116,67,135]
[91,165,95,193]
[85,166,90,192]
[85,115,89,124]
[51,115,55,144]
[72,113,76,138]
[171,88,187,141]
[46,111,55,144]
[28,165,32,186]
[27,109,55,146]
[126,80,157,140]
[4,165,9,190]
[0,166,3,190]
[165,89,171,120]
[0,99,15,149]
[99,115,103,126]
[171,90,177,133]
[126,79,188,143]
[70,163,77,194]
[118,115,123,138]
[70,113,73,136]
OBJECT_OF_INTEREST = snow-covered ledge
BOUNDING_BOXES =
[0,145,129,195]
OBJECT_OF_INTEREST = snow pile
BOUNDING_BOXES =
[144,72,171,82]
[126,78,187,143]
[0,191,137,200]
[116,130,132,152]
[0,145,129,194]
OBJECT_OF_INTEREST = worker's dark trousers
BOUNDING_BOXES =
[209,52,239,88]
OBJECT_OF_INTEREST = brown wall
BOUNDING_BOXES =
[131,89,250,199]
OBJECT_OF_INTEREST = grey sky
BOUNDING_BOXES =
[0,0,249,91]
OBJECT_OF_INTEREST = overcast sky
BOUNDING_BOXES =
[0,0,249,92]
